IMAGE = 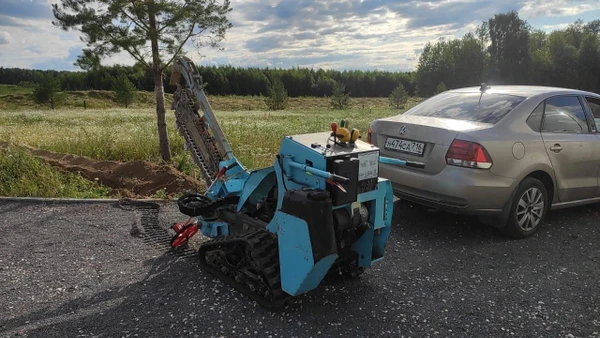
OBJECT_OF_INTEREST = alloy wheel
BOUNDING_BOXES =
[516,187,544,231]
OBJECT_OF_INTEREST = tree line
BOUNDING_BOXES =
[415,12,600,96]
[0,64,415,98]
[1,11,599,100]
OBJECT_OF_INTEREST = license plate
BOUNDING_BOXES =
[384,137,425,156]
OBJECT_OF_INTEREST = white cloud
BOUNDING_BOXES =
[0,0,599,71]
[0,18,81,69]
[538,23,570,32]
[520,0,595,18]
[0,31,12,44]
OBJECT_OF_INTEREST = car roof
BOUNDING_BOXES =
[447,85,600,99]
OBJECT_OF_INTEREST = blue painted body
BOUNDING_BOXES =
[271,211,339,295]
[197,132,396,297]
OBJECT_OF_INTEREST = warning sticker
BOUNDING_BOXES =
[358,151,379,181]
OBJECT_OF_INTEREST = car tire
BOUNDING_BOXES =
[501,177,548,239]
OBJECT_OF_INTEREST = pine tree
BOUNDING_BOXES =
[435,82,448,94]
[329,81,350,110]
[389,83,408,109]
[53,0,232,161]
[112,74,137,108]
[32,74,64,109]
[264,77,289,110]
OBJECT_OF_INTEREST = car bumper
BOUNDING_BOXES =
[379,163,517,216]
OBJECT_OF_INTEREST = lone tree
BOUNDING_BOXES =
[329,81,350,110]
[33,74,64,109]
[389,83,408,109]
[52,0,232,162]
[264,77,288,110]
[112,73,137,108]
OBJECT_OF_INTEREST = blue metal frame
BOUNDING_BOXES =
[195,134,397,297]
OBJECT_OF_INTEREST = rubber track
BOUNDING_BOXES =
[198,229,290,309]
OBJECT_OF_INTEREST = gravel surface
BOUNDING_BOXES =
[0,199,599,337]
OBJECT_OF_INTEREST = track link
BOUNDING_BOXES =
[198,229,290,309]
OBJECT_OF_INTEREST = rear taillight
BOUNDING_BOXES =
[367,127,372,144]
[446,139,492,169]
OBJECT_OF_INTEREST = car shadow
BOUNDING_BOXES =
[390,200,508,243]
[390,199,600,244]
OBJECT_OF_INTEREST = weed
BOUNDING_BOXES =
[0,144,110,198]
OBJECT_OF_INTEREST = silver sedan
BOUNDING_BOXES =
[369,85,600,238]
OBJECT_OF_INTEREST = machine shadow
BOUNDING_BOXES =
[0,253,192,336]
[0,249,375,336]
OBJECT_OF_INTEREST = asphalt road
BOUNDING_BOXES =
[0,199,599,338]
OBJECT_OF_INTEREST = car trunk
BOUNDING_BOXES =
[371,115,493,174]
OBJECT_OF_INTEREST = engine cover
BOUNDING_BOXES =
[281,132,380,206]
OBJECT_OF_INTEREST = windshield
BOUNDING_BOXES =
[404,92,526,124]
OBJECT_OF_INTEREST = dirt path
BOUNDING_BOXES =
[1,142,205,198]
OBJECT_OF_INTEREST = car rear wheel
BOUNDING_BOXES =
[501,177,548,239]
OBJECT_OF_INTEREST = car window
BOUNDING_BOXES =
[542,96,589,134]
[526,102,544,132]
[584,96,600,127]
[403,92,526,124]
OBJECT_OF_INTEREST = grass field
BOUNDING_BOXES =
[0,84,34,96]
[0,88,420,197]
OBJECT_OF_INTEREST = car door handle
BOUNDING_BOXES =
[550,144,562,153]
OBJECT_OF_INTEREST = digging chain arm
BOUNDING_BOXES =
[170,56,235,186]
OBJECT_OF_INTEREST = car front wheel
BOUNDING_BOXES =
[501,177,548,239]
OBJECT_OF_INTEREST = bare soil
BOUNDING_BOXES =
[1,142,205,198]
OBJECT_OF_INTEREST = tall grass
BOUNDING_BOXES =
[0,97,420,174]
[0,145,110,198]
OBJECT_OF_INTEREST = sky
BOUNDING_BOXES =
[0,0,599,72]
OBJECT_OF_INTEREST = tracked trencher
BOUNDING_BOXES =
[168,56,403,308]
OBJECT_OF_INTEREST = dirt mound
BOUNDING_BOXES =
[1,142,205,198]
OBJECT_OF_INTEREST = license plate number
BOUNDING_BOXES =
[384,137,425,155]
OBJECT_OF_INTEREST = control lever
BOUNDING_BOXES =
[216,161,239,179]
[330,173,350,185]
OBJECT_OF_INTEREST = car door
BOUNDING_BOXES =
[581,95,600,196]
[540,95,599,202]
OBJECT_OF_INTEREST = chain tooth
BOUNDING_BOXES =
[172,87,225,186]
